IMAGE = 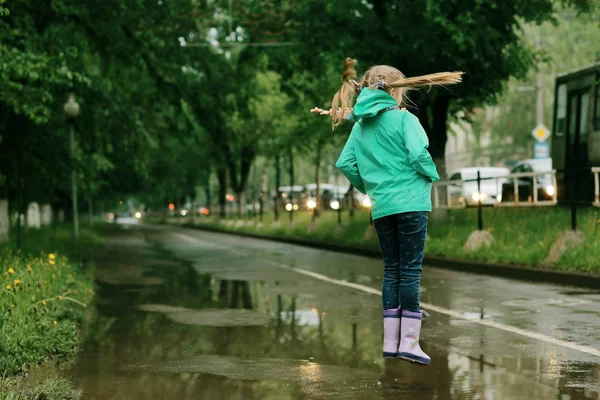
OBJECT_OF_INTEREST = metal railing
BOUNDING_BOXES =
[432,180,467,210]
[593,167,600,207]
[495,170,558,207]
[432,170,558,209]
[431,167,599,233]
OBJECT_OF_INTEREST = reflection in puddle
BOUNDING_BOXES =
[123,355,379,383]
[61,230,600,400]
[138,304,271,327]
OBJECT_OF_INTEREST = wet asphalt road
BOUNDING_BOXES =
[68,223,600,399]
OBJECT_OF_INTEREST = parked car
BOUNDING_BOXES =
[278,185,305,211]
[303,183,349,210]
[447,167,511,207]
[499,159,555,204]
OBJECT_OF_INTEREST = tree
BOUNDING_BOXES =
[0,0,209,221]
[292,0,597,176]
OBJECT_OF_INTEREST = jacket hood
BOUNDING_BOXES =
[350,88,398,120]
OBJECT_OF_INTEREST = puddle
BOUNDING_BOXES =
[54,228,600,400]
[138,304,271,327]
[123,355,379,382]
[97,275,164,286]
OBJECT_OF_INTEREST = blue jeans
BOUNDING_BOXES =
[373,211,428,312]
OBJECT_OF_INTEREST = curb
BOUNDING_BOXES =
[175,222,600,289]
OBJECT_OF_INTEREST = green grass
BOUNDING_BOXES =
[1,377,81,400]
[0,225,102,378]
[176,206,600,273]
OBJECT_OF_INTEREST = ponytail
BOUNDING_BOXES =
[385,72,464,90]
[329,58,464,130]
[331,58,358,129]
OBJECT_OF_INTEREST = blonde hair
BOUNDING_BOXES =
[331,58,464,128]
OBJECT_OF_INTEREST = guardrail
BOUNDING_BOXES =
[593,167,600,207]
[432,170,558,209]
[432,181,467,210]
[432,166,599,233]
[495,170,558,207]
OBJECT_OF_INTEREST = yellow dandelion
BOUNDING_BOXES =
[58,295,63,300]
[48,254,56,260]
[5,285,11,290]
[49,260,56,265]
[42,300,47,306]
[7,268,14,275]
[26,266,32,273]
[13,279,21,286]
[53,321,57,326]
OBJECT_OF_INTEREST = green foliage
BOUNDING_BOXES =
[0,0,598,220]
[483,9,600,159]
[0,226,101,376]
[292,0,597,158]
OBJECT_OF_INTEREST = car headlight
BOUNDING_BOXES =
[307,199,317,209]
[180,210,188,216]
[471,192,488,202]
[545,185,555,196]
[285,203,293,211]
[135,212,142,219]
[362,197,371,208]
[330,200,340,210]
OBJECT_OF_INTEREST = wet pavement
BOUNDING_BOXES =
[68,224,600,399]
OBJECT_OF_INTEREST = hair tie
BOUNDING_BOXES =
[370,78,387,90]
[350,79,363,94]
[369,78,387,90]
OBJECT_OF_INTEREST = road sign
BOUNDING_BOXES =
[534,142,550,159]
[531,124,550,143]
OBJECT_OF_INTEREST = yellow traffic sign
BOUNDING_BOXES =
[531,124,550,143]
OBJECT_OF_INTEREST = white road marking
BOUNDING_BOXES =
[174,232,600,358]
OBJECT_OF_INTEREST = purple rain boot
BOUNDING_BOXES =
[383,307,401,358]
[397,309,431,365]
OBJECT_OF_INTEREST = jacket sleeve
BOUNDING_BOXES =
[403,113,440,183]
[335,128,367,194]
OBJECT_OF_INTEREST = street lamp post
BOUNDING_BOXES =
[64,95,80,239]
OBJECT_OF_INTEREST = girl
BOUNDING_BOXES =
[313,58,462,365]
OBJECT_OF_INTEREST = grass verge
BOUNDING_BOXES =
[171,206,600,274]
[0,224,103,399]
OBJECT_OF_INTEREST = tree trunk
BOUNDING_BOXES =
[313,140,323,221]
[191,197,197,223]
[274,152,281,221]
[217,167,227,218]
[204,186,211,211]
[347,184,355,218]
[429,96,450,169]
[16,179,24,250]
[228,148,255,220]
[235,191,247,219]
[288,146,295,224]
[418,97,450,221]
[260,164,269,221]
